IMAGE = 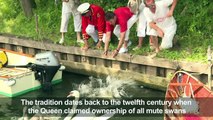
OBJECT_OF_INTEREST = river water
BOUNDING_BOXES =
[0,71,165,120]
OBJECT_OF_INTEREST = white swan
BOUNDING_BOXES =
[64,90,114,120]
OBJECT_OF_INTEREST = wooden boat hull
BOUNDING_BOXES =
[0,49,62,97]
[164,71,213,120]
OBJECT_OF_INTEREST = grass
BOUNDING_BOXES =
[0,0,212,63]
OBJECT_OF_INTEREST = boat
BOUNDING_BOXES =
[164,71,213,120]
[0,48,65,97]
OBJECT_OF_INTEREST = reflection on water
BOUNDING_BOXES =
[0,71,165,120]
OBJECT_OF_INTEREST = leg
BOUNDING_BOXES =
[137,37,143,48]
[72,11,83,42]
[136,11,146,48]
[160,24,177,49]
[150,36,160,53]
[59,11,71,44]
[81,40,89,51]
[85,25,98,43]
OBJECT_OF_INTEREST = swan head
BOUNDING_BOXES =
[67,90,80,98]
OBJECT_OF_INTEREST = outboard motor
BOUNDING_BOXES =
[32,51,61,92]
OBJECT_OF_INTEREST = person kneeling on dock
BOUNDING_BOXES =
[143,0,178,53]
[77,3,106,51]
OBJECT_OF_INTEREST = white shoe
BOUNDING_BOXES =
[77,39,84,43]
[119,47,128,53]
[59,38,64,44]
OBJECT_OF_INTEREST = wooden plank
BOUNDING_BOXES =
[67,54,75,61]
[112,61,120,69]
[16,46,23,53]
[129,63,140,72]
[96,58,105,67]
[28,48,35,55]
[88,57,96,65]
[146,66,157,76]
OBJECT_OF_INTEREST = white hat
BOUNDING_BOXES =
[77,3,90,14]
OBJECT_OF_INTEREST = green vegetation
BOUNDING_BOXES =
[0,0,212,62]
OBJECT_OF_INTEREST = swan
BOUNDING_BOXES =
[64,90,114,120]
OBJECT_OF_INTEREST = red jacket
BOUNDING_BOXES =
[82,4,105,40]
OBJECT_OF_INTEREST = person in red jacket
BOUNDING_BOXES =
[77,3,106,50]
[104,7,138,57]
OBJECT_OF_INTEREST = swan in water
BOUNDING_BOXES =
[64,90,114,120]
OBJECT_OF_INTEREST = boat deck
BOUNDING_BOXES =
[0,68,31,78]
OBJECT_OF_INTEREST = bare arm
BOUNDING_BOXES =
[112,31,126,58]
[117,31,126,51]
[167,0,178,17]
[149,22,164,38]
[104,31,112,55]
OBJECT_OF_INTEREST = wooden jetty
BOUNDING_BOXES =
[0,35,212,91]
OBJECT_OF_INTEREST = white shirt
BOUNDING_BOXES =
[143,0,176,29]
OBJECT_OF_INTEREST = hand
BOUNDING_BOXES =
[96,41,102,49]
[103,50,108,56]
[112,49,119,58]
[157,28,164,38]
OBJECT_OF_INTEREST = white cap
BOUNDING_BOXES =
[77,3,90,14]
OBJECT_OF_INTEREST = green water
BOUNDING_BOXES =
[0,71,165,120]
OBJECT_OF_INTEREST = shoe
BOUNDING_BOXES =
[59,38,64,44]
[77,39,84,43]
[133,46,140,51]
[119,47,128,53]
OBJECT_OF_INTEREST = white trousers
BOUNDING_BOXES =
[146,24,177,49]
[113,15,138,41]
[60,10,81,33]
[85,25,106,43]
[137,11,146,37]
